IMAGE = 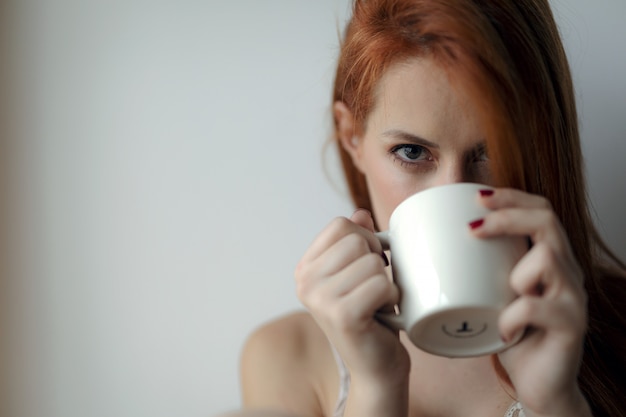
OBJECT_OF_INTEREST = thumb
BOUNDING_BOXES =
[350,208,376,232]
[350,209,385,258]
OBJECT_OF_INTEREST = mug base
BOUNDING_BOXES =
[407,306,522,358]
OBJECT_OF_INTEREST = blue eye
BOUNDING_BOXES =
[391,144,432,163]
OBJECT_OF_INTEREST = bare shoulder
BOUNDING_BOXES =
[240,311,336,417]
[243,311,323,353]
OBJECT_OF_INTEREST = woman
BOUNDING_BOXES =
[239,1,626,416]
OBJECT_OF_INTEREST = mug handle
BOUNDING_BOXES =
[374,231,406,331]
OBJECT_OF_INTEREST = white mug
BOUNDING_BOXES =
[376,183,527,357]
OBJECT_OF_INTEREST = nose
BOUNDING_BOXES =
[431,159,469,186]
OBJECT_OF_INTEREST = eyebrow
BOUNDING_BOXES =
[381,129,440,149]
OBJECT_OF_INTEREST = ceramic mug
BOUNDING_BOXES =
[376,183,527,357]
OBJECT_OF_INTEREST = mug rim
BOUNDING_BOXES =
[389,182,492,228]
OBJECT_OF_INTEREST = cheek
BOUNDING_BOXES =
[367,180,397,230]
[471,163,495,186]
[361,153,418,231]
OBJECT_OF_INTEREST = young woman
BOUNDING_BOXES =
[238,1,626,416]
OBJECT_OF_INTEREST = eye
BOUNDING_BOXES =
[471,145,489,163]
[467,145,493,184]
[391,144,433,164]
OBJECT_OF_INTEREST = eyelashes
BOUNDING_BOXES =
[388,143,491,173]
[390,144,433,167]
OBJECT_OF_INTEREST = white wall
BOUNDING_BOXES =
[5,1,625,417]
[554,0,626,252]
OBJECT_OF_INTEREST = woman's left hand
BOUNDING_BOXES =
[471,188,591,417]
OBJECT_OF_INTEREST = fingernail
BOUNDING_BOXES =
[479,189,494,197]
[381,252,390,267]
[501,334,510,344]
[469,218,484,229]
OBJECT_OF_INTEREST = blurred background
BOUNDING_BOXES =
[1,1,624,416]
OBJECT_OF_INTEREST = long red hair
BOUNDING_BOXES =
[332,1,626,415]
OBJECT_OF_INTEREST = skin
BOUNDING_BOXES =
[239,58,591,417]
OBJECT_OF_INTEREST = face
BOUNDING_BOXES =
[338,58,492,230]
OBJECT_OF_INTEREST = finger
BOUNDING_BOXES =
[477,187,552,211]
[348,209,389,263]
[325,252,390,297]
[472,187,576,265]
[498,295,585,344]
[299,210,383,265]
[499,296,542,343]
[338,272,399,329]
[470,206,569,254]
[350,208,376,232]
[299,253,395,318]
[509,242,562,298]
[302,232,377,281]
[348,209,388,262]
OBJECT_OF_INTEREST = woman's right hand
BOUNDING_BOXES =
[294,209,410,384]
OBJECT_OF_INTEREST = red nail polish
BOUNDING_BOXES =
[479,189,494,197]
[469,219,484,229]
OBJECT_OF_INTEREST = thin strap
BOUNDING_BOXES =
[330,346,351,417]
[504,401,525,417]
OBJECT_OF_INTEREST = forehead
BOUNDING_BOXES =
[366,58,482,141]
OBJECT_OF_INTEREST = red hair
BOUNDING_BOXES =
[332,1,626,415]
